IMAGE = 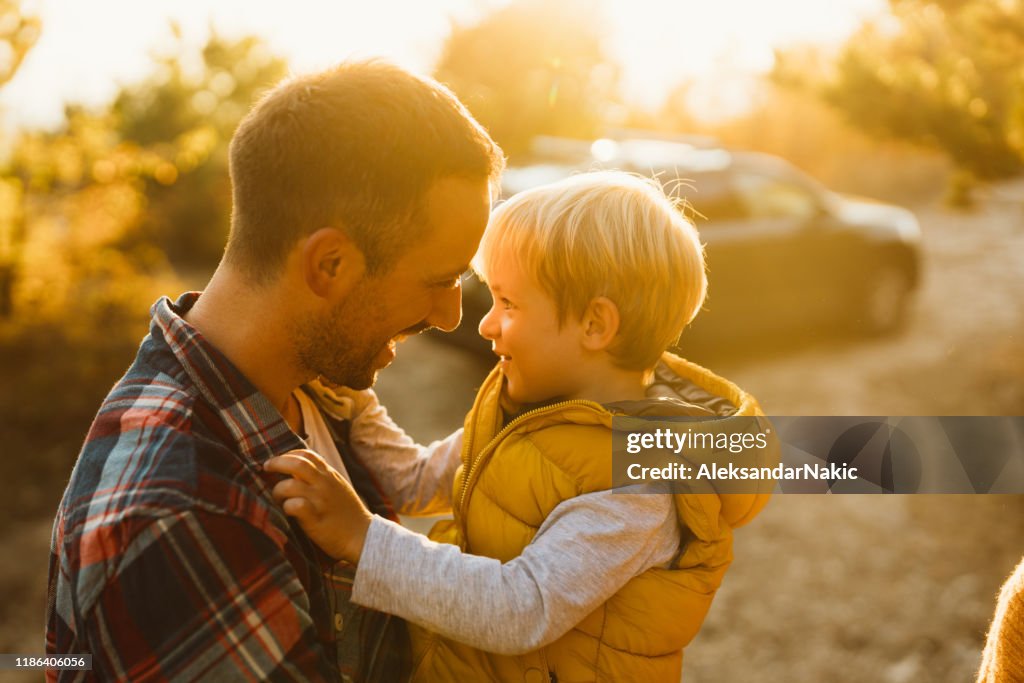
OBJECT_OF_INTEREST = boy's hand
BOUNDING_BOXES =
[264,449,372,564]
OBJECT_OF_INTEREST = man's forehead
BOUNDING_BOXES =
[413,177,491,258]
[422,177,491,230]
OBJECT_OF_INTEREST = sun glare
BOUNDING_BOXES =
[2,0,885,129]
[604,0,886,115]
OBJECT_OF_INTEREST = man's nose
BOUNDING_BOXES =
[428,283,463,333]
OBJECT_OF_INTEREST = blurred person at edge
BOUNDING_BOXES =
[46,60,503,682]
[978,557,1024,682]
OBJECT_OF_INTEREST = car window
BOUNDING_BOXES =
[501,164,575,198]
[688,191,748,222]
[662,171,748,224]
[734,171,819,220]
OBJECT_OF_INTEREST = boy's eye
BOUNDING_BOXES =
[501,297,513,310]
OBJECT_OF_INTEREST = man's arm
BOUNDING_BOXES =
[78,509,336,682]
[351,486,679,655]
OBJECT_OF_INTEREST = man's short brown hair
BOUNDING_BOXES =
[225,60,504,281]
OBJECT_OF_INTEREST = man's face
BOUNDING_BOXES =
[295,176,492,389]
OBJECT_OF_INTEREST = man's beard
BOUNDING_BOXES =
[293,294,387,391]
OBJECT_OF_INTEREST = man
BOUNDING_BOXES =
[46,60,503,682]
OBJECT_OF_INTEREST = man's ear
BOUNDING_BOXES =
[300,227,367,299]
[580,296,621,352]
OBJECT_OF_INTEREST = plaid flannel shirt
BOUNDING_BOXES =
[46,292,410,682]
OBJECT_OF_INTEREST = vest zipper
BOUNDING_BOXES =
[457,398,608,538]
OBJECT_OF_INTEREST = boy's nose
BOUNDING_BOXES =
[478,305,499,341]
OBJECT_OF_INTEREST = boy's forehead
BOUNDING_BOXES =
[486,255,535,293]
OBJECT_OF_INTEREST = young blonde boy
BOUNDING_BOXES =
[267,171,773,682]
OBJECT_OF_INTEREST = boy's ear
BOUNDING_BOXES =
[580,296,621,352]
[300,227,367,299]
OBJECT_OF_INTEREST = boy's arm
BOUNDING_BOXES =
[352,485,678,655]
[344,389,463,516]
[264,451,678,655]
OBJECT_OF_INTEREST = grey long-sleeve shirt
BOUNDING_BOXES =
[329,386,682,654]
[353,486,679,655]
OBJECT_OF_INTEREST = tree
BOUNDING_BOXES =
[435,0,619,157]
[0,0,38,87]
[0,0,39,317]
[1,28,287,326]
[819,0,1024,180]
[111,29,288,268]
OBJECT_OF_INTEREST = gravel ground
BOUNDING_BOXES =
[1,194,1020,682]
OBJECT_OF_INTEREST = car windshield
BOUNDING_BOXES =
[501,164,575,197]
[656,170,747,224]
[733,171,820,220]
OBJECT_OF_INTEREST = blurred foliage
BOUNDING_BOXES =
[8,109,177,332]
[0,14,287,524]
[2,28,287,327]
[0,0,39,87]
[0,0,37,316]
[112,29,287,267]
[805,0,1024,180]
[435,0,618,157]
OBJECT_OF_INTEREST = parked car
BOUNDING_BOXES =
[436,138,922,359]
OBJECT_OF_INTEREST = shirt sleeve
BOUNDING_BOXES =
[80,509,337,682]
[345,389,464,517]
[350,484,680,655]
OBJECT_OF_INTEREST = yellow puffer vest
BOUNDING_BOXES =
[409,353,774,682]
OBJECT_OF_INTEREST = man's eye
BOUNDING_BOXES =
[439,272,471,289]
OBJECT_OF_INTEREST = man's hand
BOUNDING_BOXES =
[265,449,373,564]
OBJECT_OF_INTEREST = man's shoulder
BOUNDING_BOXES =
[53,376,283,611]
[59,345,264,550]
[86,353,198,448]
[79,348,202,476]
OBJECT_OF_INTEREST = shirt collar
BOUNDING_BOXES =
[150,292,305,463]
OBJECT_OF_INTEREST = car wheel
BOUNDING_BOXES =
[856,263,912,335]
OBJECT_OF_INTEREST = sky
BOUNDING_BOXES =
[1,0,887,130]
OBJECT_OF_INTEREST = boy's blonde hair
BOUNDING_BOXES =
[473,170,707,371]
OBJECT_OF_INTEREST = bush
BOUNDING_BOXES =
[0,319,151,530]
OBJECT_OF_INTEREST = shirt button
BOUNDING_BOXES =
[334,612,345,632]
[523,668,546,683]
